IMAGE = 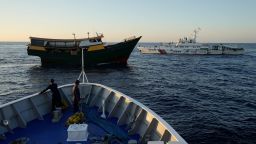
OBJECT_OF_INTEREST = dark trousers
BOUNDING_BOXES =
[73,100,79,113]
[52,97,61,111]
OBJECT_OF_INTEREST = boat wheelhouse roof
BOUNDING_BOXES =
[29,34,104,42]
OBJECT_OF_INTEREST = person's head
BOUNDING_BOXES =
[75,80,80,86]
[50,79,54,84]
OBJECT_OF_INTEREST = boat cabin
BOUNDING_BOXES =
[29,34,104,49]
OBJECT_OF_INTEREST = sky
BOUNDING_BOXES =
[0,0,256,42]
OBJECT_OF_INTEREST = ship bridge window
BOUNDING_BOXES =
[96,38,102,42]
[89,39,97,42]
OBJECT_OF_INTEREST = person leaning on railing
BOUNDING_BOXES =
[40,79,62,111]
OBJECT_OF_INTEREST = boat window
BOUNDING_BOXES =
[31,39,45,46]
[89,39,97,42]
[96,38,102,42]
[48,42,55,47]
[49,41,77,48]
[65,42,75,47]
[55,42,66,47]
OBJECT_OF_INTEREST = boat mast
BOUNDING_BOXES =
[72,33,76,47]
[87,32,90,39]
[77,33,89,83]
[77,48,89,83]
[193,27,201,43]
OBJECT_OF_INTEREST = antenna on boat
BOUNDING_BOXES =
[75,32,89,83]
[87,32,90,39]
[72,33,76,39]
[77,48,88,83]
[72,33,76,47]
[193,27,201,43]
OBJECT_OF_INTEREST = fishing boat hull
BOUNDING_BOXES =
[27,36,141,67]
[0,83,187,144]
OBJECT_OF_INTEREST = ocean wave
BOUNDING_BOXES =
[0,91,13,96]
[0,63,39,68]
[1,43,256,143]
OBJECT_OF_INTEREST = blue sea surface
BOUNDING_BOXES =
[0,42,256,144]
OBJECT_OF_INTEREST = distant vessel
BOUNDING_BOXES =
[138,28,244,55]
[27,33,141,66]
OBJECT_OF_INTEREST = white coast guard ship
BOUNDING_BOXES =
[138,28,244,55]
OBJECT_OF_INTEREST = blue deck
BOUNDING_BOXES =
[3,107,139,144]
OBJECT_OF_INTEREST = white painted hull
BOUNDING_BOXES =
[138,46,244,55]
[207,49,223,55]
[0,83,187,144]
[137,47,160,54]
[165,48,208,55]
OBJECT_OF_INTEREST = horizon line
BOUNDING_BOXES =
[0,41,256,44]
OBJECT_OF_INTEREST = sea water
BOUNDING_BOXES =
[0,42,256,144]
